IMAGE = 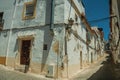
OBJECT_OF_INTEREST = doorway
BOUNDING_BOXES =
[20,40,31,65]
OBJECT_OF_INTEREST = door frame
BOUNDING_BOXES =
[18,35,34,66]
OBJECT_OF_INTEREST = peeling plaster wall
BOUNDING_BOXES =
[54,0,64,23]
[64,0,85,23]
[13,0,47,28]
[67,25,87,64]
[0,0,14,29]
[0,31,9,57]
[66,20,87,77]
[6,27,44,66]
[0,0,101,77]
[0,0,65,72]
[111,0,120,63]
[64,0,87,64]
[46,26,65,65]
[13,0,64,28]
[0,0,15,62]
[1,0,65,29]
[5,25,65,68]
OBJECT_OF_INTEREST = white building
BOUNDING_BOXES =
[0,0,104,78]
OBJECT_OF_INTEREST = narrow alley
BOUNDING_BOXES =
[71,52,120,80]
[0,0,119,80]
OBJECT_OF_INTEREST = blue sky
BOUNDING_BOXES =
[82,0,110,40]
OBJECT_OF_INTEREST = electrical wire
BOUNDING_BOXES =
[87,16,111,23]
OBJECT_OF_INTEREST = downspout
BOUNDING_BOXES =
[64,18,74,78]
[65,28,68,78]
[50,0,59,78]
[50,0,55,31]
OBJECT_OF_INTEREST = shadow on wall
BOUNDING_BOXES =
[41,28,53,72]
[41,0,53,72]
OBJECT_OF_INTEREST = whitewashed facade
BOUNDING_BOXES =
[0,0,105,78]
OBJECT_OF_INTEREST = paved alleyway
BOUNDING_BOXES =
[71,53,118,80]
[0,65,51,80]
[0,53,120,80]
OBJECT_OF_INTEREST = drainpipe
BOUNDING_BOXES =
[64,19,74,78]
[50,0,59,78]
[65,28,68,78]
[50,0,55,31]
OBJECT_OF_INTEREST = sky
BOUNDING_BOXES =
[82,0,110,40]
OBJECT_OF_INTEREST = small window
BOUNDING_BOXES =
[43,44,47,50]
[22,0,36,20]
[0,12,4,30]
[0,12,3,21]
[26,4,34,16]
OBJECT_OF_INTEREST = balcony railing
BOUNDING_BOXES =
[0,19,4,30]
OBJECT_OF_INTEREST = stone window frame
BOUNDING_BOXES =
[22,0,37,20]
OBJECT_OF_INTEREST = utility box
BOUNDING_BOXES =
[46,64,55,78]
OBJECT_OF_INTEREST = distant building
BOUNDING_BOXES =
[92,27,104,58]
[0,0,104,78]
[109,0,120,63]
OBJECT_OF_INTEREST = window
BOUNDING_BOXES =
[22,0,36,20]
[43,44,47,50]
[0,12,3,21]
[26,4,34,16]
[0,12,4,30]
